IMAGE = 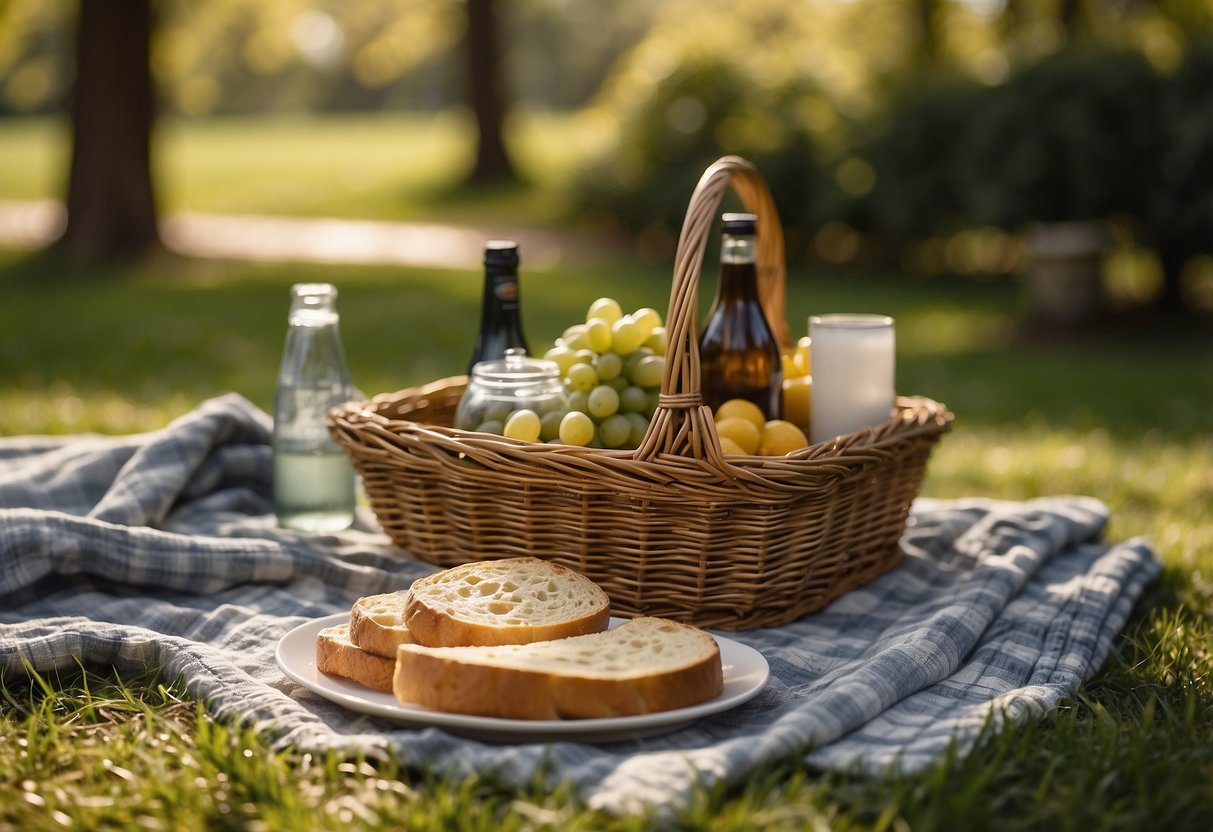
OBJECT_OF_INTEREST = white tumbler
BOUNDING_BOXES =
[809,314,896,444]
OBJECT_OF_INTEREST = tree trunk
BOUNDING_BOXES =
[1058,0,1084,37]
[913,0,939,66]
[1155,245,1190,316]
[57,0,160,259]
[464,0,515,184]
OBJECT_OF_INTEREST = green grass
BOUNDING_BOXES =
[2,112,1212,829]
[0,111,605,224]
[2,248,1210,830]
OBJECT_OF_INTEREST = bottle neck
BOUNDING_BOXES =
[717,233,760,302]
[721,232,756,265]
[278,319,351,391]
[479,266,526,331]
[483,265,520,306]
[469,265,529,373]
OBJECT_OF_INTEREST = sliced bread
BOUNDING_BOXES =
[392,616,724,719]
[348,591,417,658]
[315,623,395,693]
[403,557,611,648]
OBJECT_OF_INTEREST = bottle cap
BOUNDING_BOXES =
[288,283,339,325]
[721,213,757,235]
[484,240,520,269]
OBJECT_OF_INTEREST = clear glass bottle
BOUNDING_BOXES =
[466,240,531,374]
[698,212,783,419]
[272,283,357,532]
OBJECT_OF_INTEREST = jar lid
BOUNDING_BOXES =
[470,348,560,384]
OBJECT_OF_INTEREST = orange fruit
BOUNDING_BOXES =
[759,419,809,456]
[715,416,761,455]
[718,436,747,455]
[714,398,765,430]
[781,376,812,433]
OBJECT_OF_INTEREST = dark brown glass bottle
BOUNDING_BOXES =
[466,240,531,374]
[698,213,783,419]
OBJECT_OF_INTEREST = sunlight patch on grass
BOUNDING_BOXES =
[0,384,195,436]
[157,111,475,219]
[897,307,1017,356]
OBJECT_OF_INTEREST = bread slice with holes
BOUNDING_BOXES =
[402,557,611,648]
[315,623,395,693]
[348,591,417,658]
[393,616,724,719]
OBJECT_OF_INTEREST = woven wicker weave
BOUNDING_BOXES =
[330,156,953,630]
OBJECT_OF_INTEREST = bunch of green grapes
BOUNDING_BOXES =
[461,298,667,448]
[537,297,667,448]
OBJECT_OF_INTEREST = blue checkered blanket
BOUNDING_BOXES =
[0,394,1160,813]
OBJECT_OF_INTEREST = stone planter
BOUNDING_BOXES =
[1021,221,1112,324]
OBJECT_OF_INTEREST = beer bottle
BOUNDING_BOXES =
[698,213,783,419]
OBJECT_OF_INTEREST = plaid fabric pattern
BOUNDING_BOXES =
[0,394,1160,813]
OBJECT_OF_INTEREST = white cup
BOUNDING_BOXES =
[809,314,895,444]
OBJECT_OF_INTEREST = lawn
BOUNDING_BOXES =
[1,113,1212,830]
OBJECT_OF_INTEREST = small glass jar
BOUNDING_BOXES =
[455,348,567,434]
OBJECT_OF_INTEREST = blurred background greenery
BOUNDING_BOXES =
[0,0,1211,439]
[1,0,1210,312]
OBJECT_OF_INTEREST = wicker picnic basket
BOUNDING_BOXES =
[329,155,952,630]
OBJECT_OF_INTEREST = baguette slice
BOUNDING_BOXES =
[393,617,724,720]
[315,624,395,693]
[349,591,417,658]
[403,557,611,648]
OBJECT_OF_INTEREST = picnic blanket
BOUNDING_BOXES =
[0,394,1161,814]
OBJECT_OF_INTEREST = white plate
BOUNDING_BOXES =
[276,613,770,743]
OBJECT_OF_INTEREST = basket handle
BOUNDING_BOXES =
[634,156,791,466]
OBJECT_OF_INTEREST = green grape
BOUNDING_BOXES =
[585,318,613,353]
[535,394,566,414]
[645,390,661,418]
[623,346,654,374]
[598,414,632,448]
[503,409,541,442]
[631,307,662,339]
[624,412,650,447]
[605,376,629,392]
[559,411,595,446]
[619,385,648,413]
[573,349,597,365]
[544,345,578,377]
[643,326,668,355]
[587,384,620,419]
[610,316,646,355]
[566,363,599,393]
[629,354,665,389]
[476,419,504,435]
[539,410,564,441]
[587,297,624,325]
[562,324,592,351]
[593,351,623,381]
[566,390,590,414]
[455,404,483,430]
[484,400,514,423]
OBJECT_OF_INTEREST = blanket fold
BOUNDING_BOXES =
[0,394,1160,813]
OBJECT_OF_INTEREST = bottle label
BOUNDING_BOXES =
[493,279,520,304]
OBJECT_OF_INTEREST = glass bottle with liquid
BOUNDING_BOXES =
[272,283,357,532]
[698,212,783,419]
[466,240,531,374]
